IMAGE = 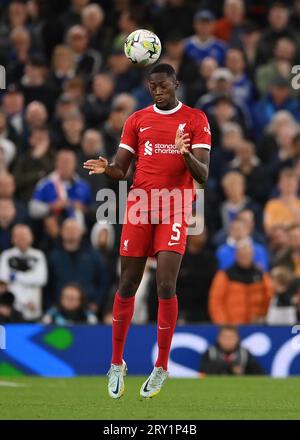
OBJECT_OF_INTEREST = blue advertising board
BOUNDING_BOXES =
[0,324,300,377]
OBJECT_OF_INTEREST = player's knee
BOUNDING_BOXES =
[119,277,140,297]
[157,280,176,298]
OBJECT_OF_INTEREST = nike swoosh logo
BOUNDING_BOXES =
[113,318,124,322]
[159,326,171,330]
[143,379,151,393]
[112,377,120,395]
[140,127,151,132]
[167,242,180,246]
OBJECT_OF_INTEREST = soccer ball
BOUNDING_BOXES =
[124,29,161,66]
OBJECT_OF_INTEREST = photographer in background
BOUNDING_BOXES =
[0,224,48,321]
[199,325,264,376]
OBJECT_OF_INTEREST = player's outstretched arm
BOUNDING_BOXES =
[83,148,133,180]
[175,129,209,184]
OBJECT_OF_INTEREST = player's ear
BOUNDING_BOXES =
[175,80,179,89]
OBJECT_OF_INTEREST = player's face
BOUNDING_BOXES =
[148,72,178,110]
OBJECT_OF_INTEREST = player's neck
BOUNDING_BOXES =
[156,98,179,111]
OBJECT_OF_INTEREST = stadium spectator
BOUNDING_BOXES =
[42,282,98,325]
[14,126,55,202]
[6,26,31,84]
[177,227,217,322]
[0,224,48,321]
[90,221,116,262]
[185,10,227,65]
[266,266,296,324]
[81,3,111,58]
[152,0,194,41]
[56,110,85,152]
[1,83,25,137]
[220,171,261,230]
[214,0,246,44]
[271,225,300,276]
[258,110,299,165]
[239,22,261,71]
[47,218,108,308]
[225,47,254,109]
[101,93,137,158]
[230,140,272,204]
[209,122,243,182]
[256,2,298,66]
[57,0,90,36]
[29,149,92,228]
[253,76,300,140]
[0,199,18,252]
[264,168,300,235]
[20,56,55,113]
[24,101,48,134]
[82,73,115,127]
[213,208,266,248]
[63,77,85,104]
[196,68,234,112]
[209,241,272,324]
[66,24,101,80]
[2,1,28,38]
[268,225,289,270]
[47,45,76,99]
[106,48,142,94]
[216,218,269,272]
[256,37,296,97]
[199,325,264,375]
[0,172,28,222]
[77,129,108,198]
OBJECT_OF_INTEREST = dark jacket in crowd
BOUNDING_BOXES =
[48,242,109,305]
[200,343,264,375]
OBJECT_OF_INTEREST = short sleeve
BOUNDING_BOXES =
[191,110,211,151]
[119,113,138,154]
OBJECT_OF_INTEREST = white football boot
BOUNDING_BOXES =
[140,366,169,398]
[107,360,127,399]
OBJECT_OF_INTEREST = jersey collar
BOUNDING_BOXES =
[153,100,182,115]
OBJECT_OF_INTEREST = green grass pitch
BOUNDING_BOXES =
[1,376,300,420]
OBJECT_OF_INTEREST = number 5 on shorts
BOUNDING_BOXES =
[170,223,182,242]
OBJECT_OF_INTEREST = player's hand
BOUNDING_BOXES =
[83,156,108,175]
[175,129,190,154]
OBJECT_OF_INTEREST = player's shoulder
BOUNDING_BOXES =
[125,105,153,125]
[181,104,209,122]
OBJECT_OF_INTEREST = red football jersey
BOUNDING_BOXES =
[119,101,211,193]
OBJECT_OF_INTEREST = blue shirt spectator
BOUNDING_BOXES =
[215,218,269,272]
[216,238,269,272]
[185,10,227,65]
[29,150,92,226]
[252,77,300,139]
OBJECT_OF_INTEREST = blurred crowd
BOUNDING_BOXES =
[0,0,300,325]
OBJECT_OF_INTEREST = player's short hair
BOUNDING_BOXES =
[148,63,176,79]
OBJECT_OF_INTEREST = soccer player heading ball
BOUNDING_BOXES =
[83,63,211,399]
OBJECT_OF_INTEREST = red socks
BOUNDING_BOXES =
[111,291,135,365]
[111,292,178,371]
[155,296,178,371]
